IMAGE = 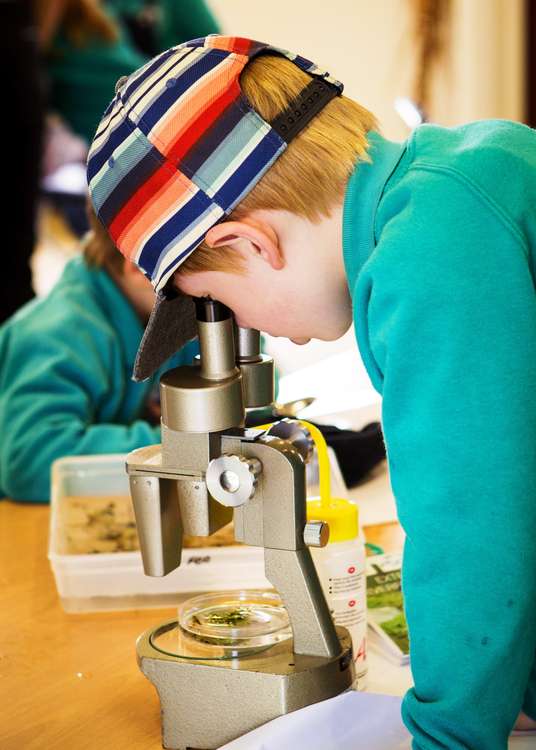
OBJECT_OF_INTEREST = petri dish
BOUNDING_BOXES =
[150,590,291,660]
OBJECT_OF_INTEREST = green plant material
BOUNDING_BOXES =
[206,607,250,626]
[368,591,404,609]
[380,614,410,654]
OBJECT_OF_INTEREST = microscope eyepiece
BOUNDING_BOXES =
[195,297,231,322]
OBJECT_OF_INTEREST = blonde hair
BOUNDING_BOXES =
[179,53,377,275]
[83,200,124,274]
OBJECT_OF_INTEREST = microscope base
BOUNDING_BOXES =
[137,620,355,750]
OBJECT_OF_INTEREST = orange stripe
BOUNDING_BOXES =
[151,56,244,151]
[110,165,172,247]
[216,37,236,52]
[206,36,229,50]
[166,75,240,164]
[117,172,193,261]
[206,36,251,55]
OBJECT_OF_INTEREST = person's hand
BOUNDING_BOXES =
[514,711,536,731]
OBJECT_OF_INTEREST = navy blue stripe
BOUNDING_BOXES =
[139,190,212,275]
[293,53,315,71]
[182,37,207,49]
[98,146,163,226]
[123,47,177,101]
[248,41,269,56]
[179,97,244,178]
[125,47,197,119]
[102,97,116,119]
[87,118,133,183]
[91,50,199,174]
[213,133,282,208]
[138,51,228,135]
[158,234,203,283]
[93,104,122,142]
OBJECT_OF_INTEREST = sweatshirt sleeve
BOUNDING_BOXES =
[354,171,536,748]
[0,315,160,503]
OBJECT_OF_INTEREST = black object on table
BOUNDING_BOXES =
[245,413,386,488]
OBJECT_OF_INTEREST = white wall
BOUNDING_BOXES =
[432,0,525,126]
[208,0,415,142]
[209,0,525,139]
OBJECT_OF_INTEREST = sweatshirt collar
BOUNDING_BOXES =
[342,131,407,287]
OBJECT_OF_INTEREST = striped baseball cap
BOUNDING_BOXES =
[87,34,343,380]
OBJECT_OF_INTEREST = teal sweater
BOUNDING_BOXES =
[0,258,198,502]
[343,122,536,749]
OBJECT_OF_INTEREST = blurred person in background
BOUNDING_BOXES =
[1,0,220,324]
[36,0,220,237]
[0,202,199,503]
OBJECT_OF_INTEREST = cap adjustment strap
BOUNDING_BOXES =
[270,77,341,144]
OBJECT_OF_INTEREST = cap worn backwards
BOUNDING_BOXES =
[86,34,343,380]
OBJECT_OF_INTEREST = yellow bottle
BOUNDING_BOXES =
[301,420,367,688]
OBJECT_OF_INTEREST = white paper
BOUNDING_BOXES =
[218,690,536,750]
[219,691,412,750]
[511,732,536,747]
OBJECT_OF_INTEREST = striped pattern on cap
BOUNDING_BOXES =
[87,35,343,291]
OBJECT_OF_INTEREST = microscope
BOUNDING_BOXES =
[127,298,354,750]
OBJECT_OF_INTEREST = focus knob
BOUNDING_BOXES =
[206,454,262,507]
[304,521,330,548]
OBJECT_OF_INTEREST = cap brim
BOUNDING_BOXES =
[133,288,197,382]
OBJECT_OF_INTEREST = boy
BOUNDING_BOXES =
[0,206,198,502]
[87,36,536,749]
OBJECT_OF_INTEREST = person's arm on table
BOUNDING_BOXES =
[0,324,159,503]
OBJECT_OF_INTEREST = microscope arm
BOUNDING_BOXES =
[222,434,341,660]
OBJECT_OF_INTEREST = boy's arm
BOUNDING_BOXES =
[0,326,160,503]
[355,172,536,749]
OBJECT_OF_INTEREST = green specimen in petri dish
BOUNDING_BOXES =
[205,608,251,627]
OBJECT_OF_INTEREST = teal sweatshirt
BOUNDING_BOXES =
[0,257,198,502]
[343,121,536,749]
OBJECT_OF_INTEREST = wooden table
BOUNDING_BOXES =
[0,500,404,750]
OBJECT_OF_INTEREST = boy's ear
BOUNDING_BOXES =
[205,220,284,270]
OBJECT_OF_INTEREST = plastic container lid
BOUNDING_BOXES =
[306,498,359,543]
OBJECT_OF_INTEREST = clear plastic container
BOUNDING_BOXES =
[48,449,355,617]
[48,455,268,612]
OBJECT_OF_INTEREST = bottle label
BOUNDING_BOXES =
[328,567,365,595]
[312,548,368,686]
